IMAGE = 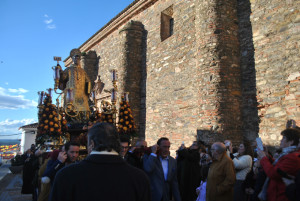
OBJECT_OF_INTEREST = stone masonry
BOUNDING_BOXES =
[250,0,300,146]
[119,21,145,138]
[64,0,299,151]
[195,0,243,145]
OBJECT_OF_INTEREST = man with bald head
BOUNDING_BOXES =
[206,142,236,201]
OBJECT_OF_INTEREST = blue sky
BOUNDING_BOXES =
[0,0,133,139]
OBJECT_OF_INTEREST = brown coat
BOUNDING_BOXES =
[206,153,236,201]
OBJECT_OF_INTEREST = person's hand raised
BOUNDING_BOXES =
[151,145,158,154]
[257,147,266,160]
[58,151,67,163]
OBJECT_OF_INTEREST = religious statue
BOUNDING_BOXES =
[59,48,91,124]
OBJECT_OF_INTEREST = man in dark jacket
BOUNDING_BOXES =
[126,139,148,169]
[177,141,201,201]
[42,141,79,184]
[50,122,151,201]
[143,137,181,201]
[21,149,37,195]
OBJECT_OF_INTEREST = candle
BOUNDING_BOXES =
[111,88,116,102]
[53,64,61,80]
[47,88,53,97]
[55,64,61,80]
[66,88,74,103]
[124,92,129,102]
[92,91,95,100]
[111,70,117,82]
[38,91,44,106]
[56,98,60,108]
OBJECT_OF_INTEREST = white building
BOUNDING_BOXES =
[19,123,38,154]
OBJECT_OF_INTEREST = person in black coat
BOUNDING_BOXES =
[126,139,148,169]
[21,149,38,195]
[50,123,151,201]
[177,141,201,201]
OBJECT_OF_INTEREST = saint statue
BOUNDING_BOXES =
[59,48,91,124]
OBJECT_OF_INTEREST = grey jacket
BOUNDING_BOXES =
[143,154,181,201]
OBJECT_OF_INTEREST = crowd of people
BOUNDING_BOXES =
[19,123,300,201]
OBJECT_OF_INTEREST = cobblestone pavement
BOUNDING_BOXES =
[0,164,31,201]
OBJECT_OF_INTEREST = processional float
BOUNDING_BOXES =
[36,49,136,154]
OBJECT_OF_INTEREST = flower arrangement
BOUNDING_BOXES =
[117,95,137,139]
[89,109,103,124]
[36,93,67,145]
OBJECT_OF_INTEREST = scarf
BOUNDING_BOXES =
[273,146,297,165]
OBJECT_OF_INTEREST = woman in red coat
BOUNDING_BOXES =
[257,128,300,201]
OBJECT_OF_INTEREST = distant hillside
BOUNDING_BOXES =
[0,139,20,146]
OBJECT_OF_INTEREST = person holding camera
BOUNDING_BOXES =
[143,137,181,201]
[257,128,300,201]
[126,139,148,169]
[282,137,300,201]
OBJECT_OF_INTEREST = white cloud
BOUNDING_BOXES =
[47,24,56,29]
[0,119,36,136]
[44,14,56,30]
[44,19,53,24]
[8,88,28,93]
[0,87,5,94]
[0,87,37,109]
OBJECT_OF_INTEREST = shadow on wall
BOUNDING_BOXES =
[197,128,222,146]
[211,0,244,141]
[237,0,259,141]
[198,119,299,155]
[197,128,247,146]
[139,29,148,139]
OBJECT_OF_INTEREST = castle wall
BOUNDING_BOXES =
[195,0,243,145]
[137,0,199,148]
[119,21,145,138]
[237,0,259,142]
[250,0,300,146]
[75,0,202,150]
[64,0,299,150]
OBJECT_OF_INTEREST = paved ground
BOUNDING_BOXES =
[0,164,31,201]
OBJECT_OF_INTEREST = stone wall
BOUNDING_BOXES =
[250,0,300,146]
[133,0,199,151]
[237,0,259,142]
[63,0,299,151]
[119,21,145,138]
[195,0,243,145]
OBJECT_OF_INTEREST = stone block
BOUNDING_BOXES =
[287,72,300,81]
